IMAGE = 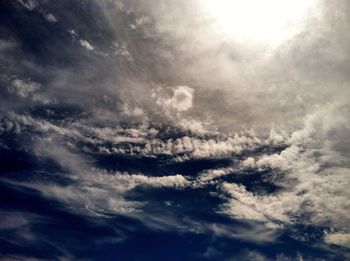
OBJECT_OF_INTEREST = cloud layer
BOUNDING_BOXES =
[0,0,349,260]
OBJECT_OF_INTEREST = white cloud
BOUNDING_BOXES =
[244,251,268,261]
[6,79,51,104]
[43,13,57,23]
[0,210,38,244]
[137,132,261,160]
[152,85,195,114]
[241,157,256,168]
[93,170,191,191]
[177,118,208,133]
[220,102,350,232]
[0,211,30,230]
[11,134,191,217]
[16,0,38,10]
[0,39,17,52]
[196,167,237,185]
[169,86,194,111]
[221,182,299,227]
[79,39,95,51]
[268,128,288,145]
[15,170,191,218]
[4,99,349,242]
[8,79,40,98]
[209,222,280,243]
[94,130,262,160]
[113,41,133,60]
[1,113,148,147]
[130,15,151,29]
[29,182,142,216]
[68,29,78,38]
[16,0,58,24]
[324,232,350,248]
[2,1,349,255]
[121,104,145,117]
[3,113,82,138]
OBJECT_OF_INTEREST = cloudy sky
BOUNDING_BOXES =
[0,0,349,260]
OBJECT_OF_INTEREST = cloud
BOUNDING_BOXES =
[5,79,51,104]
[7,79,40,98]
[2,111,264,161]
[12,169,191,218]
[98,130,262,160]
[0,211,39,245]
[324,232,350,249]
[152,85,195,114]
[169,86,194,111]
[130,15,151,29]
[15,0,58,24]
[0,211,31,230]
[243,250,268,261]
[1,1,349,259]
[241,157,256,169]
[196,166,240,186]
[109,173,190,189]
[113,41,133,61]
[209,222,280,243]
[16,0,38,11]
[221,182,299,226]
[79,39,95,51]
[233,250,269,261]
[32,182,143,216]
[220,102,350,234]
[6,0,350,132]
[90,169,191,192]
[43,13,57,23]
[11,133,192,217]
[2,99,349,240]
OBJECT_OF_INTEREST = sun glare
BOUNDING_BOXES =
[202,0,318,45]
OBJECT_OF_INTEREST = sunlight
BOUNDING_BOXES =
[202,0,318,45]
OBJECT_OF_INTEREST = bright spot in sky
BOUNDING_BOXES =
[202,0,319,45]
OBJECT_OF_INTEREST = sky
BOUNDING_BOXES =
[0,0,349,260]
